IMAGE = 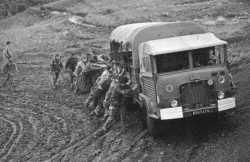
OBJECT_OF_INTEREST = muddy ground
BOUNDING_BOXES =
[0,0,250,161]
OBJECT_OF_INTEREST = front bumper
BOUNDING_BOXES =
[159,97,236,120]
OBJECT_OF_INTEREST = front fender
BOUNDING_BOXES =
[139,93,160,119]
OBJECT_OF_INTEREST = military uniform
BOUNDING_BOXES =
[2,45,12,71]
[50,56,63,88]
[2,60,18,88]
[103,64,131,113]
[65,54,78,85]
[2,42,19,88]
[74,59,92,94]
[103,80,116,113]
[102,78,134,131]
[86,68,112,116]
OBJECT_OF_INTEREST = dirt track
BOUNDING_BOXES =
[1,0,250,161]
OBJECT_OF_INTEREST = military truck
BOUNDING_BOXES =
[109,22,236,135]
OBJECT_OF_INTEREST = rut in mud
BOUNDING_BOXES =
[1,0,250,161]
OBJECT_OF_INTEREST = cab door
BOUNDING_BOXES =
[139,44,157,100]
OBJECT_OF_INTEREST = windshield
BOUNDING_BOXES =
[192,48,219,68]
[155,47,222,73]
[156,52,189,73]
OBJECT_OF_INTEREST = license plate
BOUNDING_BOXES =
[160,107,183,120]
[218,97,236,111]
[192,108,215,116]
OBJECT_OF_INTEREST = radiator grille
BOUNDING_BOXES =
[180,81,215,108]
[142,77,156,99]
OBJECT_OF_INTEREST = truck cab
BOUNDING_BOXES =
[110,22,236,136]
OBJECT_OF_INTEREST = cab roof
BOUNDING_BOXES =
[142,33,227,55]
[110,22,205,52]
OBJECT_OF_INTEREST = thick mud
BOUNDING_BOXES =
[1,0,250,161]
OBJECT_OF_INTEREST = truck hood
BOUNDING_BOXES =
[156,66,230,107]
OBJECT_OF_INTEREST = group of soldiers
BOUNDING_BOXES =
[49,52,137,134]
[50,52,93,91]
[1,40,136,135]
[1,40,137,135]
[86,59,136,133]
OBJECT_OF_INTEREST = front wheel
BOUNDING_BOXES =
[147,114,161,137]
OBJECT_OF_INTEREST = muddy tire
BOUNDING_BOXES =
[147,114,160,137]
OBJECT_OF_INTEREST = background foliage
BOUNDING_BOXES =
[0,0,56,18]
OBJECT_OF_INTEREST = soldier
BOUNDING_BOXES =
[208,49,217,65]
[2,60,18,88]
[102,61,131,117]
[74,55,89,76]
[65,53,78,88]
[86,64,112,116]
[73,54,92,94]
[49,54,63,89]
[101,74,135,132]
[102,79,117,119]
[112,60,125,79]
[2,41,13,72]
[2,41,18,88]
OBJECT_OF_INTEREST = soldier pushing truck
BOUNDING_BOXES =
[85,63,112,116]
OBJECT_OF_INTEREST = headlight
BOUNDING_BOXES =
[170,99,178,107]
[207,79,214,86]
[166,84,174,93]
[218,75,225,84]
[218,91,225,99]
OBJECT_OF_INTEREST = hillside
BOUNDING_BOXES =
[0,0,250,161]
[0,0,56,18]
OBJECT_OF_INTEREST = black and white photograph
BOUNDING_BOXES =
[0,0,248,161]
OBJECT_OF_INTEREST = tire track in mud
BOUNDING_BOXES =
[186,144,202,162]
[0,86,82,161]
[115,130,148,162]
[0,95,70,135]
[45,127,147,162]
[44,121,108,162]
[42,106,147,161]
[67,129,125,162]
[182,123,202,162]
[0,105,43,161]
[0,105,72,161]
[45,131,97,162]
[0,118,13,154]
[0,116,23,161]
[0,95,85,161]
